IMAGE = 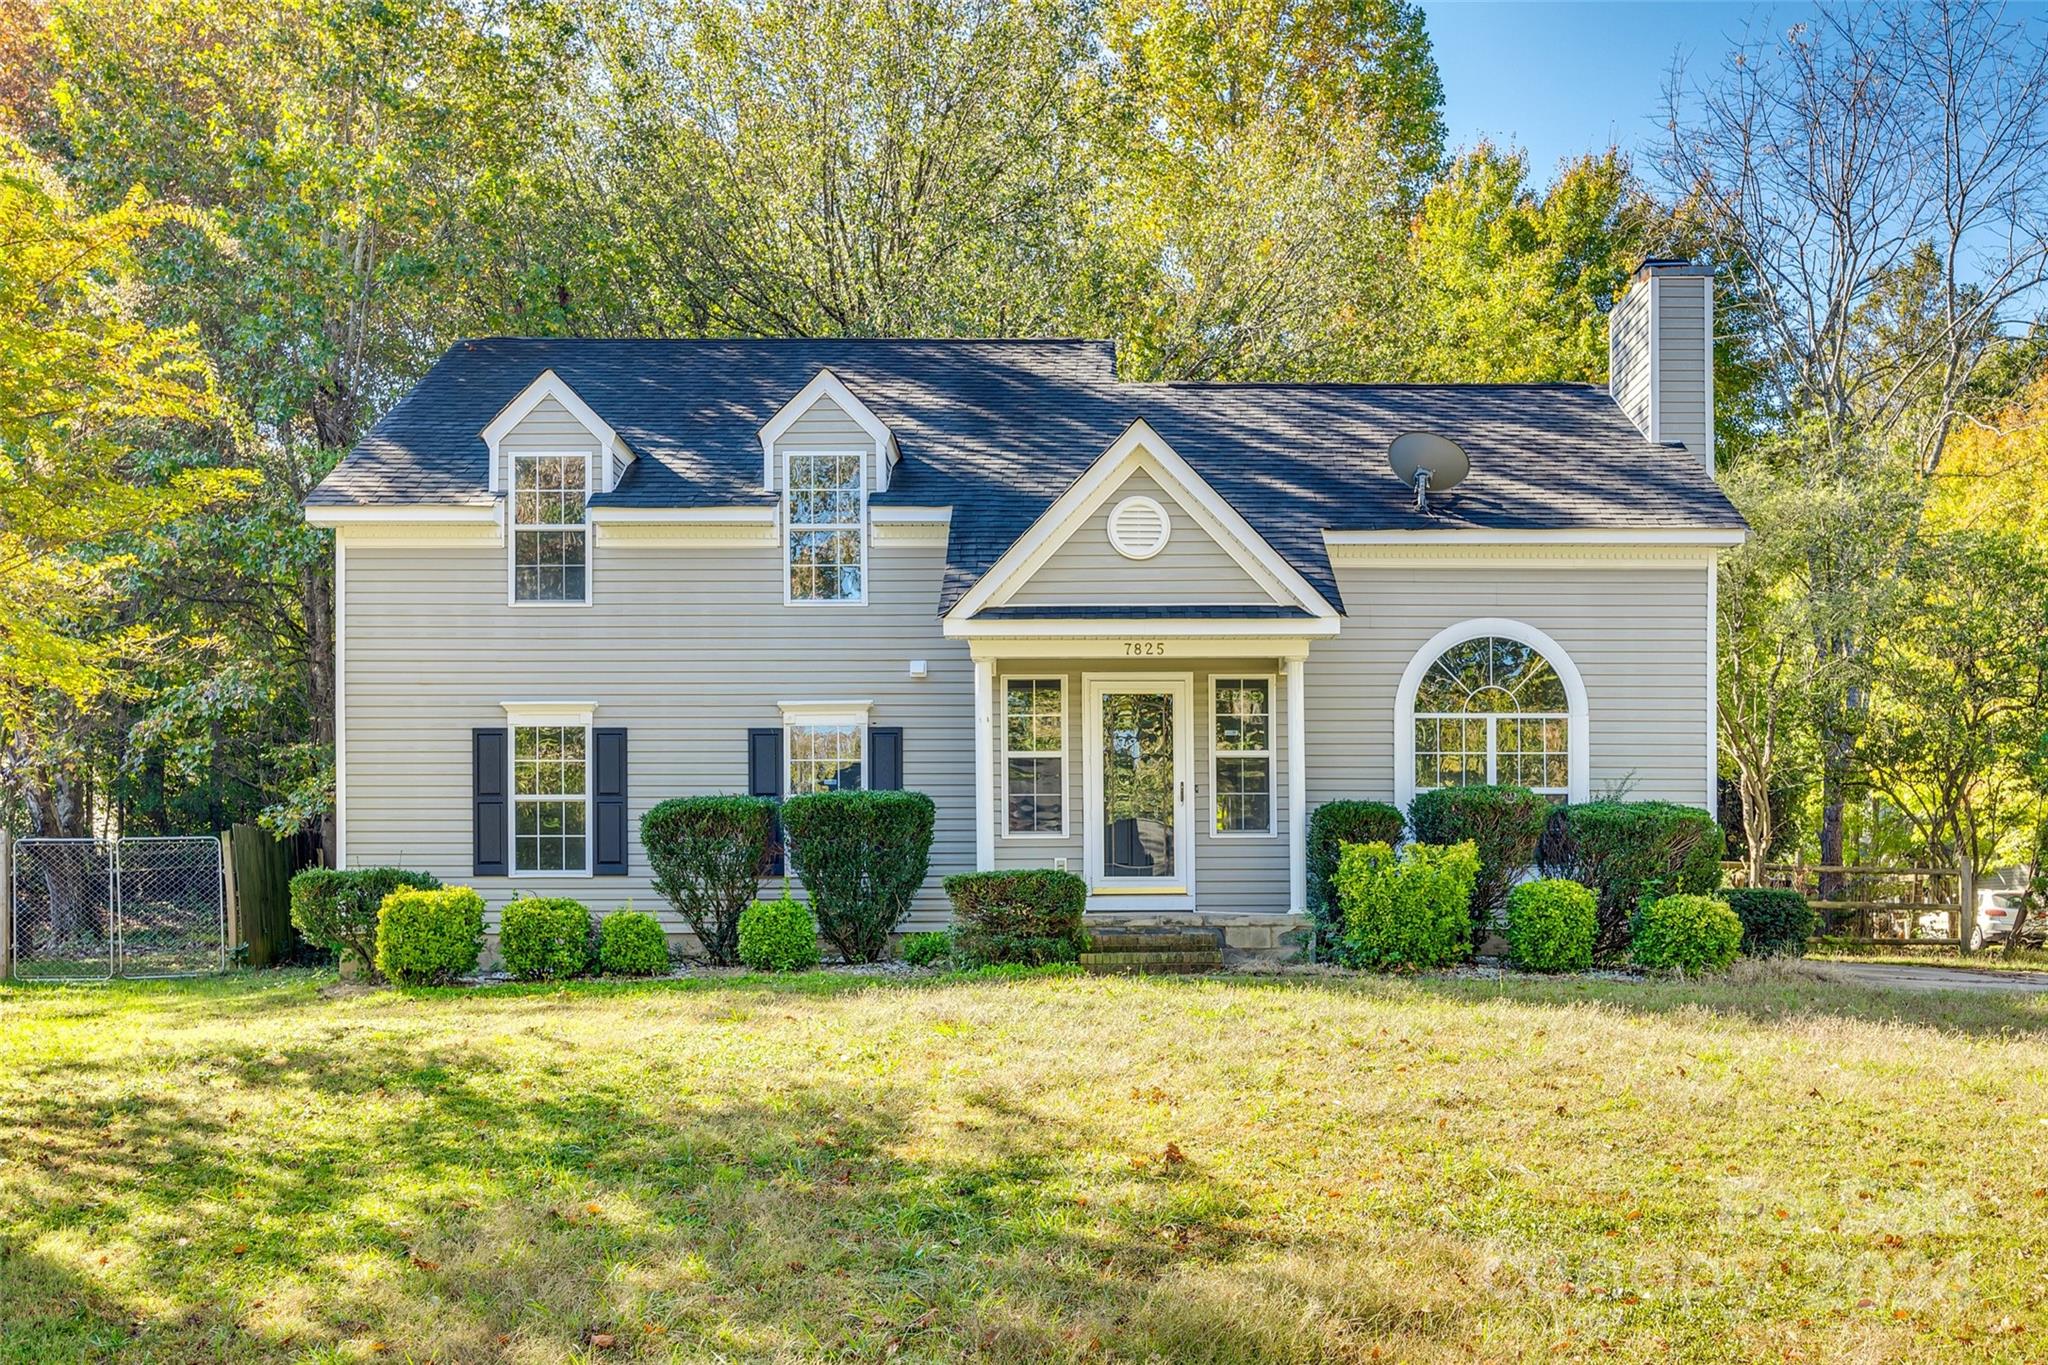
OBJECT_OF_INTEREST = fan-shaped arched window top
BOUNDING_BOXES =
[1413,636,1570,795]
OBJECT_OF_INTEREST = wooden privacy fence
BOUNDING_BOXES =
[222,823,317,966]
[1722,861,1962,944]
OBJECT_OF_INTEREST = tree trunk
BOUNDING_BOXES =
[1818,756,1848,902]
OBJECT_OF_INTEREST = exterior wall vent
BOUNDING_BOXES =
[1107,494,1171,560]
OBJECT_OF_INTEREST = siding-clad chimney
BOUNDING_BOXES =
[1607,258,1715,474]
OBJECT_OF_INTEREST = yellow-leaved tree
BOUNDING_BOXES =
[0,137,248,740]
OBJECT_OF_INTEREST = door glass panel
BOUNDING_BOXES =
[1102,691,1175,879]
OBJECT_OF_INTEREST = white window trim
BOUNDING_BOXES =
[782,448,868,608]
[507,449,594,609]
[778,700,872,797]
[1209,674,1277,838]
[502,702,598,879]
[999,676,1068,839]
[1393,619,1590,814]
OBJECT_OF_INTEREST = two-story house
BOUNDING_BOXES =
[305,258,1740,957]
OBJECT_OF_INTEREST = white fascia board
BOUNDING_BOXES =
[758,368,900,493]
[942,616,1341,640]
[587,505,777,524]
[1322,527,1747,547]
[947,419,1338,623]
[481,369,629,493]
[305,502,499,525]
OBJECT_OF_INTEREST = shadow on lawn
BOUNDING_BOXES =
[2,1017,1459,1362]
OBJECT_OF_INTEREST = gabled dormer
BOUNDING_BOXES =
[483,370,631,608]
[758,369,904,607]
[757,367,900,494]
[482,369,634,497]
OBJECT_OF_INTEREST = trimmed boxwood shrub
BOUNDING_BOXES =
[1305,801,1406,952]
[737,896,821,972]
[1504,878,1597,973]
[598,909,670,976]
[289,867,441,977]
[1408,785,1550,941]
[1631,893,1743,974]
[899,931,953,968]
[942,869,1087,967]
[640,795,778,965]
[499,896,591,980]
[782,790,936,962]
[1539,801,1723,955]
[1719,887,1816,958]
[375,886,484,985]
[1334,840,1479,971]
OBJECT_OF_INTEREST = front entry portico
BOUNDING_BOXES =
[957,632,1318,917]
[935,414,1343,920]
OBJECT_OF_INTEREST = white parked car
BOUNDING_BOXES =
[1977,890,2044,949]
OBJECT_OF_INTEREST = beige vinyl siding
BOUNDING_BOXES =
[1304,563,1712,808]
[1609,283,1653,441]
[344,534,971,932]
[499,395,599,489]
[989,659,1291,913]
[1656,274,1712,464]
[1005,470,1274,607]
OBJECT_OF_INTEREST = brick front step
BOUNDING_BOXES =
[1079,949,1225,974]
[1085,930,1222,954]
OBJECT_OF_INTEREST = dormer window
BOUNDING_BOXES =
[512,453,589,604]
[785,450,865,604]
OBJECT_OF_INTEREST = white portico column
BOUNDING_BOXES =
[974,656,996,870]
[1285,654,1307,917]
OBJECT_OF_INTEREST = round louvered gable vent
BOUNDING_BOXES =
[1107,494,1172,560]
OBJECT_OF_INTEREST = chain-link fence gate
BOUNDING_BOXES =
[8,836,225,981]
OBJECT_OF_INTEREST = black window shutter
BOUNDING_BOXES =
[748,727,784,873]
[473,727,509,877]
[592,727,628,875]
[870,726,904,791]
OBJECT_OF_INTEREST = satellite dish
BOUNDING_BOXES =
[1388,432,1470,513]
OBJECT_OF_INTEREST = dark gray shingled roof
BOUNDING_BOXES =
[310,337,1746,614]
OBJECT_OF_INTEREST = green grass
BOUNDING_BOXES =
[4,966,2047,1363]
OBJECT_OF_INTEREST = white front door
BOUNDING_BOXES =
[1083,674,1195,908]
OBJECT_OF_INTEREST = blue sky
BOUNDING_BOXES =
[1419,2,1824,178]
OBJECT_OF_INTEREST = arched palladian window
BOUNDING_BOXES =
[1412,636,1570,797]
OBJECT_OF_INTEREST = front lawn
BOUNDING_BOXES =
[3,967,2045,1362]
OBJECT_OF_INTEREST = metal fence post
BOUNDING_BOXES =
[1,829,12,981]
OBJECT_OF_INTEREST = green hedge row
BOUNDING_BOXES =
[942,869,1088,967]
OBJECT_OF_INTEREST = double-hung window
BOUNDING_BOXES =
[1212,677,1275,835]
[512,722,588,872]
[512,452,590,604]
[787,721,865,795]
[785,450,866,604]
[1003,678,1065,835]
